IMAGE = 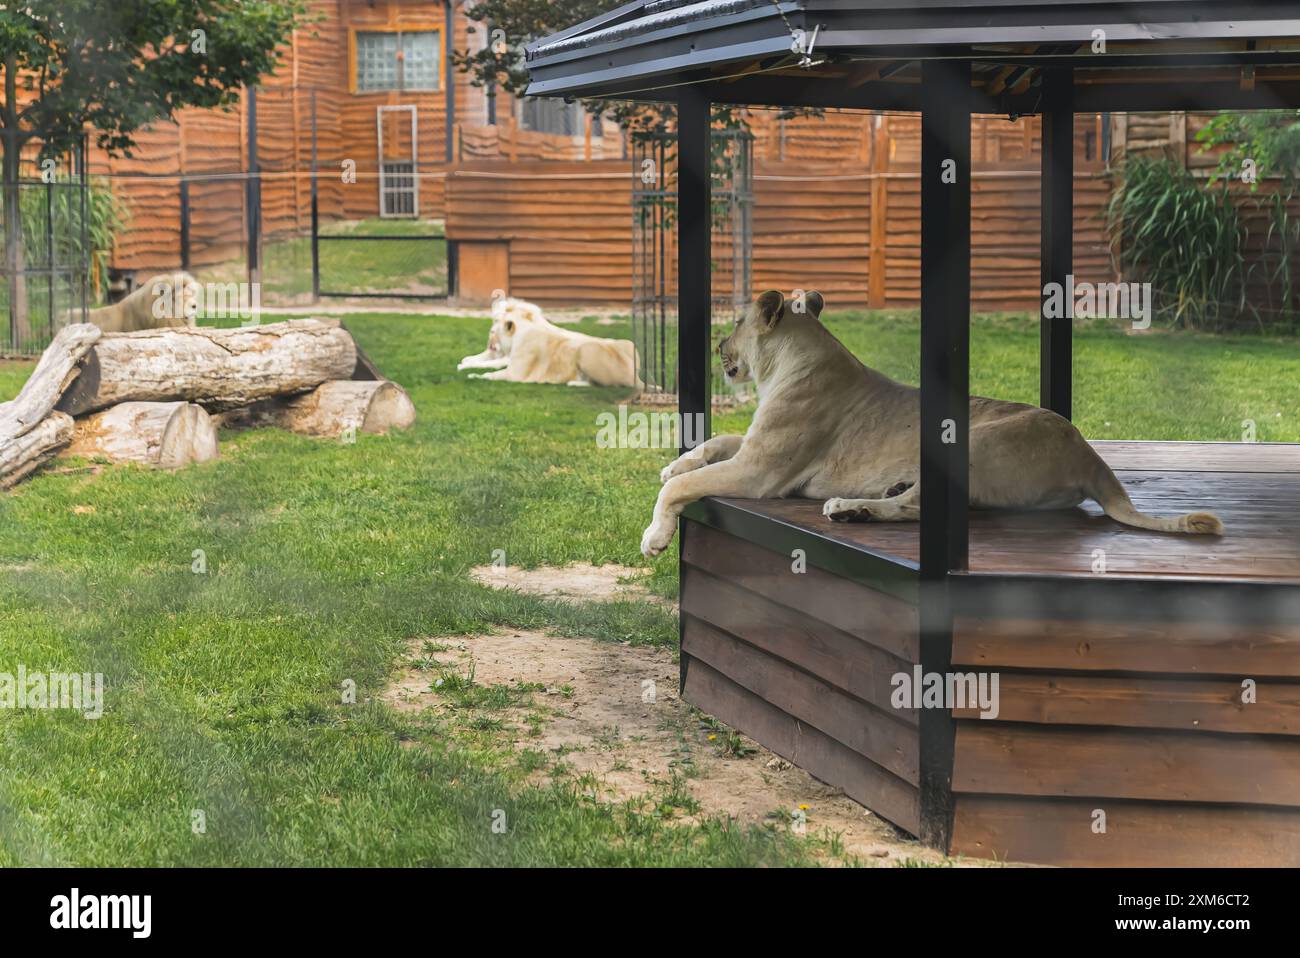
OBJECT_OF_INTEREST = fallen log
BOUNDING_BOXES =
[56,319,357,416]
[0,323,101,439]
[65,402,219,468]
[0,412,74,489]
[0,324,101,488]
[215,380,416,438]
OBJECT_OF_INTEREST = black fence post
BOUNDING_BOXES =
[179,178,191,274]
[1040,68,1075,420]
[677,89,712,456]
[246,86,261,290]
[78,136,88,320]
[46,148,54,336]
[310,90,320,302]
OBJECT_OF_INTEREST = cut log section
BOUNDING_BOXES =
[56,319,357,416]
[65,402,219,468]
[216,380,416,438]
[0,412,74,489]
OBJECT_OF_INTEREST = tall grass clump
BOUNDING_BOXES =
[1106,155,1249,330]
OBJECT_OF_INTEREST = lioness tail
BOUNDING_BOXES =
[1088,455,1224,535]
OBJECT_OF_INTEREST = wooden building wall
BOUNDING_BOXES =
[68,2,1290,313]
[88,0,625,275]
[450,110,1114,308]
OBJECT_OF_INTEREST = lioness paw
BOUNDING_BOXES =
[823,497,873,522]
[640,519,675,557]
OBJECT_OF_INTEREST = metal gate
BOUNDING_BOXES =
[308,98,450,300]
[631,127,753,398]
[1,132,91,356]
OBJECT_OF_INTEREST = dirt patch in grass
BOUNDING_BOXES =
[385,628,964,866]
[469,562,674,609]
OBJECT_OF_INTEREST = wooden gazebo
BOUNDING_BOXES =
[527,1,1300,866]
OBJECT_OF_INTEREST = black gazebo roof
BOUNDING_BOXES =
[527,0,1300,112]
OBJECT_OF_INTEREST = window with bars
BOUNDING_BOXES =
[354,30,440,92]
[380,162,416,216]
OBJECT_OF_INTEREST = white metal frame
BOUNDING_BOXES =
[376,105,419,219]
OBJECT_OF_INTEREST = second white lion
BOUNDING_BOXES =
[458,297,640,389]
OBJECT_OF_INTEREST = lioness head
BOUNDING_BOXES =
[488,296,545,355]
[718,289,825,384]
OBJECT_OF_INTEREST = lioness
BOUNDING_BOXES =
[640,290,1224,557]
[459,296,640,388]
[80,272,201,332]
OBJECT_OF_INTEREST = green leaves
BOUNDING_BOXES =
[1,0,304,157]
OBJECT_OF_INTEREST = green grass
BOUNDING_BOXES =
[197,217,449,302]
[0,309,1295,866]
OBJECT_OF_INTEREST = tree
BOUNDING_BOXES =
[1198,111,1300,326]
[0,0,304,341]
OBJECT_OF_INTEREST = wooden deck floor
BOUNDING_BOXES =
[710,441,1300,582]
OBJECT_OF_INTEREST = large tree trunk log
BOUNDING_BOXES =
[0,412,74,489]
[65,402,219,468]
[216,380,416,438]
[0,324,101,487]
[0,323,101,438]
[56,319,357,416]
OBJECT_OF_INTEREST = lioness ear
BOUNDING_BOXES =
[805,290,825,318]
[756,289,785,332]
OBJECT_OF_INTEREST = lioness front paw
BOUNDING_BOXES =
[823,498,874,522]
[659,456,697,483]
[640,519,676,557]
[659,460,686,483]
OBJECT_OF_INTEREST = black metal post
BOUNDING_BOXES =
[78,136,88,320]
[445,0,456,164]
[917,56,972,852]
[677,89,711,456]
[179,178,191,274]
[676,88,712,699]
[310,91,320,302]
[246,86,261,289]
[46,150,54,335]
[1040,68,1074,419]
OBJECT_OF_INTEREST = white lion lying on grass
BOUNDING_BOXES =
[458,296,640,389]
[640,289,1224,557]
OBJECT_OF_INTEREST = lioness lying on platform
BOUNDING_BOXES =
[458,296,640,389]
[640,290,1224,557]
[80,272,200,332]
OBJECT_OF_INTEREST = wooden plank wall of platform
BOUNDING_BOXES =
[947,610,1300,866]
[679,521,923,835]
